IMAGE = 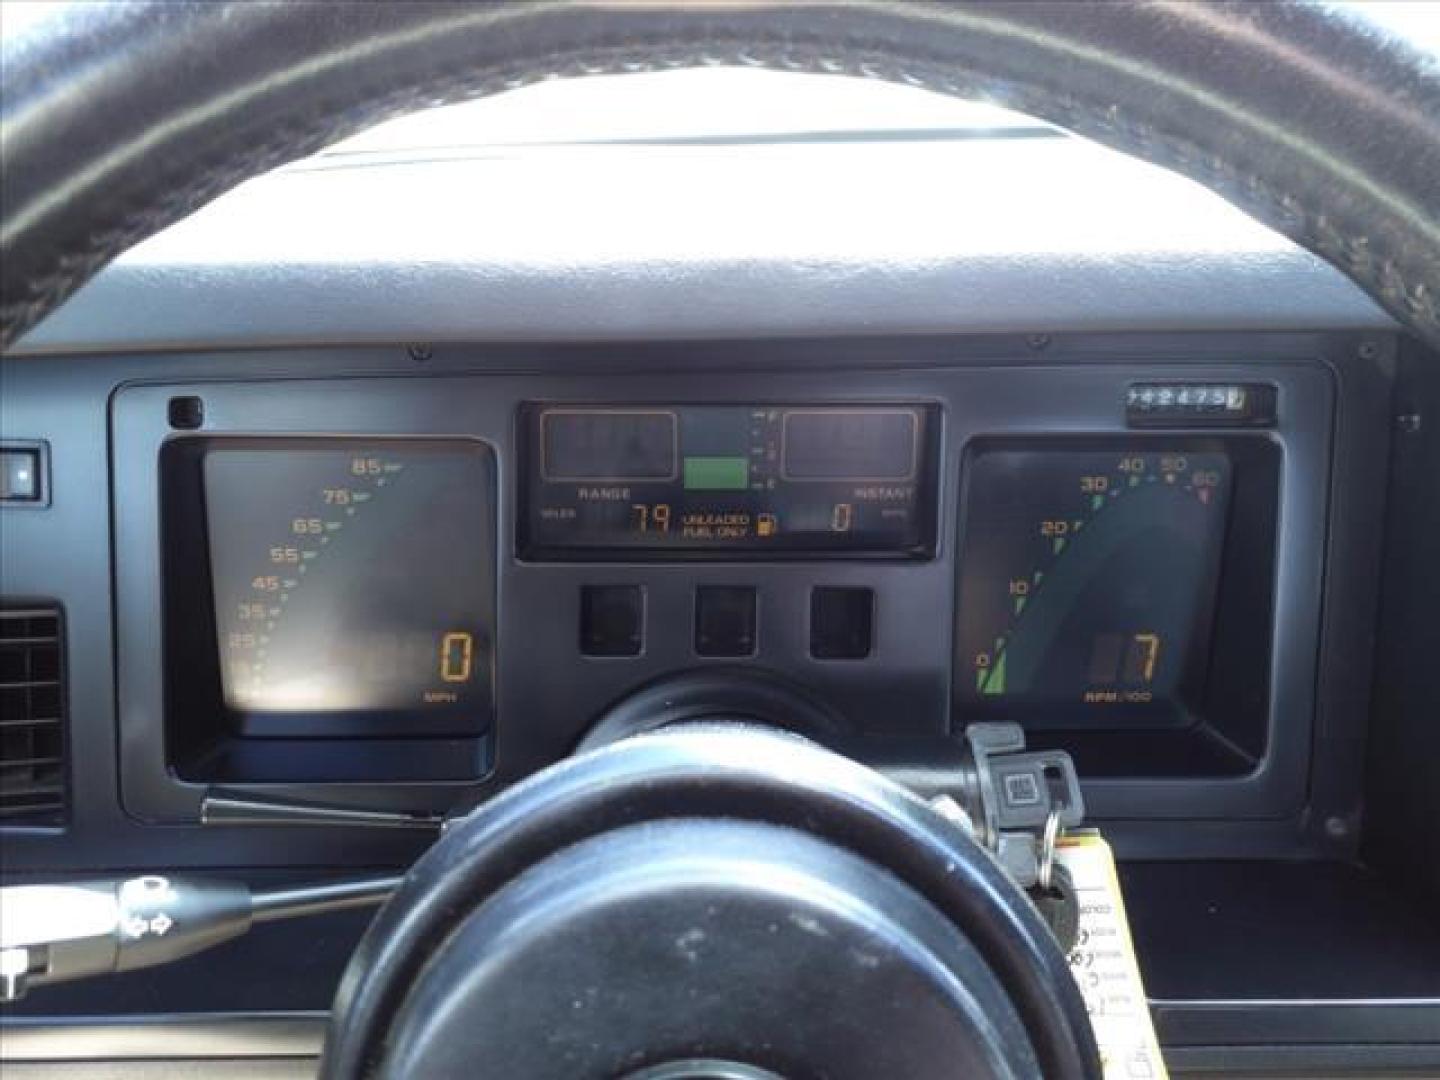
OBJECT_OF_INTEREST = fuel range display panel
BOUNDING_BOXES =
[955,444,1232,728]
[203,439,495,736]
[519,404,939,557]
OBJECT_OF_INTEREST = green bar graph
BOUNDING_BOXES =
[684,456,750,490]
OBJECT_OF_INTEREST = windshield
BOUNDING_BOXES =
[315,69,1056,159]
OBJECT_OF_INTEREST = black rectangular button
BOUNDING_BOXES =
[580,585,644,657]
[695,586,757,658]
[810,587,873,660]
[0,449,40,501]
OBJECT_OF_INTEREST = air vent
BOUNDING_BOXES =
[0,605,66,824]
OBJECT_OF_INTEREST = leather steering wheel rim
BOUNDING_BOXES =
[1,1,1437,352]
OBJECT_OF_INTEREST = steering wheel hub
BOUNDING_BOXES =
[322,727,1097,1079]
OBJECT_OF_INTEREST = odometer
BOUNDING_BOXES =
[203,439,495,737]
[520,404,938,558]
[955,444,1232,728]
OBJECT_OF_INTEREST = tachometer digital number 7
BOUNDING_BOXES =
[1088,631,1162,685]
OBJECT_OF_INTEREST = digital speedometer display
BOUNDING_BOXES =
[955,444,1232,728]
[203,439,495,736]
[520,404,938,557]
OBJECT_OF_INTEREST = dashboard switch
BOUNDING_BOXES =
[810,587,873,660]
[0,449,41,502]
[695,586,757,657]
[581,585,644,657]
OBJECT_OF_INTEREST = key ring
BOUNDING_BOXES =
[1038,808,1062,892]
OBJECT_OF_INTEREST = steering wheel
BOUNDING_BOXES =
[2,3,1436,1078]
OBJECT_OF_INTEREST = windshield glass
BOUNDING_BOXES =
[317,69,1055,158]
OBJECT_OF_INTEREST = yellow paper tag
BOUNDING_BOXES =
[1056,833,1168,1080]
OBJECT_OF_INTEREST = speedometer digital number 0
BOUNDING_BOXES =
[956,446,1232,728]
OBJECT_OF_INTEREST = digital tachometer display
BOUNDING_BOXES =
[520,404,938,557]
[203,439,495,736]
[955,444,1232,728]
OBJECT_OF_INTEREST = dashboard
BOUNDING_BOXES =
[77,335,1346,839]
